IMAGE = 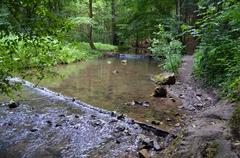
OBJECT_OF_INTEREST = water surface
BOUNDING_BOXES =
[38,57,182,129]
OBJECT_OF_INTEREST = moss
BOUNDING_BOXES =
[230,103,240,140]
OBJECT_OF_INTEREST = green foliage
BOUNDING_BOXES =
[0,33,60,97]
[57,42,117,64]
[230,104,240,140]
[150,25,183,73]
[193,0,240,100]
[117,0,176,44]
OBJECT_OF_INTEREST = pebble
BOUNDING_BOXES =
[115,125,125,132]
[175,123,180,127]
[138,149,150,158]
[46,120,52,126]
[72,98,76,102]
[151,120,160,125]
[55,123,62,127]
[91,120,102,127]
[166,118,172,122]
[30,129,38,132]
[153,140,162,151]
[8,101,19,109]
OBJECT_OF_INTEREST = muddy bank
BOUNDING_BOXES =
[161,56,239,157]
[0,80,175,158]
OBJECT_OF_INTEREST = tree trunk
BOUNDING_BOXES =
[88,0,96,49]
[176,0,181,21]
[111,0,118,45]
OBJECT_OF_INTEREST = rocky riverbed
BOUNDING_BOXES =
[0,81,175,158]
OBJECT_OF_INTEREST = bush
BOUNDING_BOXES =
[193,0,240,100]
[0,33,60,97]
[149,24,183,73]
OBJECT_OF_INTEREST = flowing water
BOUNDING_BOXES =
[38,56,182,129]
[0,55,182,157]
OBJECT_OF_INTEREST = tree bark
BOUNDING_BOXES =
[88,0,96,49]
[111,0,118,45]
[176,0,181,21]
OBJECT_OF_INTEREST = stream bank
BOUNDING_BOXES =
[161,55,239,158]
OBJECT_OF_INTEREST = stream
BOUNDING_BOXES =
[37,55,182,129]
[0,54,182,157]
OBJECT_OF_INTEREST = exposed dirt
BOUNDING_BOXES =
[161,55,239,158]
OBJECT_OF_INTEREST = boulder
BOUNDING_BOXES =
[153,73,176,86]
[7,101,19,109]
[153,86,167,98]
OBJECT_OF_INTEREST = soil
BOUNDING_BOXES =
[161,55,239,158]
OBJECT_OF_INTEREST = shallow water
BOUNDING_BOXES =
[38,57,182,129]
[0,87,158,158]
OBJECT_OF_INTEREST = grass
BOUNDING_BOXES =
[57,42,117,64]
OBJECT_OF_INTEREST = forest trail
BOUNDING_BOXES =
[165,55,239,158]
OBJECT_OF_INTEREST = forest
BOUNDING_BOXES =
[0,0,240,157]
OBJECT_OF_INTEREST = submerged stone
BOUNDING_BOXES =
[139,149,150,158]
[153,86,167,98]
[7,101,19,109]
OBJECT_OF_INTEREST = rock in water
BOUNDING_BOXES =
[153,86,167,98]
[112,70,119,74]
[7,100,19,109]
[139,149,150,158]
[153,140,162,151]
[154,73,176,86]
[121,60,127,65]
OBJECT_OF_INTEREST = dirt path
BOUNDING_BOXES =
[163,55,239,158]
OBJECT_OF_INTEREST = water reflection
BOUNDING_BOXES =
[38,57,182,129]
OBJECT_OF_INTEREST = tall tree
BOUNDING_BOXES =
[111,0,118,45]
[88,0,96,49]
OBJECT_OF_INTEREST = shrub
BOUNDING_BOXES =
[193,0,240,100]
[149,24,183,73]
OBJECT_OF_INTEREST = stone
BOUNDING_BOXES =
[196,93,202,97]
[130,101,150,107]
[154,73,176,86]
[30,128,38,132]
[46,120,52,126]
[139,149,150,158]
[75,115,79,118]
[179,94,185,99]
[112,70,119,74]
[7,101,19,109]
[151,120,160,126]
[142,101,150,107]
[121,60,127,64]
[117,114,125,120]
[153,140,162,151]
[175,123,180,127]
[72,98,76,102]
[59,114,65,117]
[91,120,102,127]
[55,123,62,127]
[115,125,125,132]
[153,86,167,98]
[166,118,172,122]
[109,119,118,124]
